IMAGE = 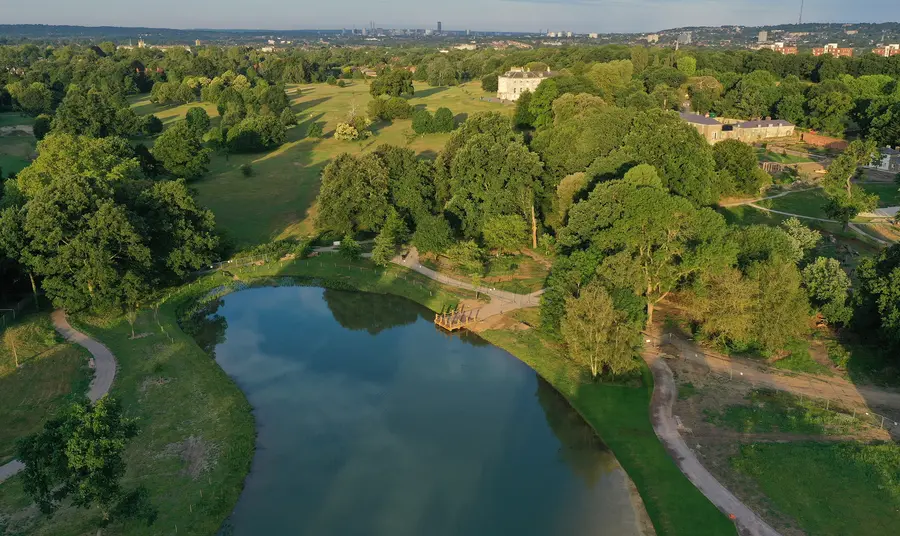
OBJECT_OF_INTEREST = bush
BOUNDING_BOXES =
[279,107,297,127]
[326,75,337,85]
[32,114,51,140]
[337,80,347,88]
[339,235,362,260]
[411,109,435,134]
[240,163,253,177]
[481,73,499,93]
[306,122,324,138]
[433,107,454,132]
[334,122,360,141]
[142,114,164,135]
[368,97,413,121]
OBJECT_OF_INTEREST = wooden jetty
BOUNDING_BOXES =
[434,306,478,331]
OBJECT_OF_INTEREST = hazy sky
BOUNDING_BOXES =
[2,0,898,34]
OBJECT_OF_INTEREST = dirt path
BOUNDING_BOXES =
[392,247,543,320]
[643,335,783,536]
[0,310,118,485]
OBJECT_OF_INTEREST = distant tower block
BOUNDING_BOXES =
[437,21,442,33]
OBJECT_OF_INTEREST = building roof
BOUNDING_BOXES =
[882,147,900,155]
[500,70,554,79]
[736,119,794,128]
[679,112,721,126]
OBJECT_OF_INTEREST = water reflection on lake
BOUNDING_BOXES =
[208,286,643,536]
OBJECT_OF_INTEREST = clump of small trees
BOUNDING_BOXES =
[411,107,455,134]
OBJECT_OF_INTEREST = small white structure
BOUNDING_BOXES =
[867,147,900,172]
[497,68,554,101]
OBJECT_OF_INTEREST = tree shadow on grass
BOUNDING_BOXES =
[413,86,449,99]
[294,96,331,114]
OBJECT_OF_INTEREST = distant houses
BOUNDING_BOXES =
[497,68,555,101]
[867,147,900,173]
[812,44,853,57]
[679,113,795,144]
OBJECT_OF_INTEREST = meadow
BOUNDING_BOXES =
[131,81,508,247]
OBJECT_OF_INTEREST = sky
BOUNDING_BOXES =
[2,0,898,34]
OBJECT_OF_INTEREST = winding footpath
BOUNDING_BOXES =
[0,310,117,484]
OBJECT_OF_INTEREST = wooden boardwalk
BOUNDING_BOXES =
[434,306,478,331]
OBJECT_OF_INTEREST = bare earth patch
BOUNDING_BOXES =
[163,436,218,480]
[139,376,171,392]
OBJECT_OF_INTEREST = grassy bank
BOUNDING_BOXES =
[732,442,900,536]
[0,283,254,536]
[0,312,91,465]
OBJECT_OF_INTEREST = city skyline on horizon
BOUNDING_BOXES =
[3,1,899,35]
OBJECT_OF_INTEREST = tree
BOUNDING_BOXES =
[781,218,821,263]
[587,60,634,99]
[280,107,297,127]
[411,214,453,254]
[52,87,139,138]
[372,209,409,266]
[338,235,362,260]
[185,107,211,137]
[226,115,287,152]
[411,109,435,134]
[7,82,53,116]
[426,57,458,86]
[853,244,900,349]
[152,121,211,180]
[483,215,528,254]
[315,153,390,234]
[306,121,323,138]
[676,55,697,77]
[16,397,153,523]
[561,173,733,324]
[33,114,51,141]
[821,140,879,228]
[561,282,640,378]
[529,79,560,128]
[713,139,768,195]
[433,107,454,133]
[748,259,810,351]
[373,144,435,223]
[725,70,780,119]
[802,257,852,325]
[142,115,163,135]
[481,73,499,93]
[550,172,588,231]
[512,90,535,129]
[370,69,414,97]
[623,109,722,205]
[446,240,485,275]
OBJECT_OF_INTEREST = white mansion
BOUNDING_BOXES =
[497,68,555,101]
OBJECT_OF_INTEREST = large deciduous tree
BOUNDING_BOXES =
[315,153,390,235]
[561,281,640,378]
[152,120,211,180]
[369,69,414,97]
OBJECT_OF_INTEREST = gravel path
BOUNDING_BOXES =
[643,342,782,536]
[0,310,117,484]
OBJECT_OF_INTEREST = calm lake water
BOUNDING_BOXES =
[208,286,644,536]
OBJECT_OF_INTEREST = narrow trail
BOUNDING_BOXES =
[0,310,118,485]
[723,187,896,245]
[643,331,783,536]
[390,247,543,319]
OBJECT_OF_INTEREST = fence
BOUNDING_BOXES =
[647,332,900,438]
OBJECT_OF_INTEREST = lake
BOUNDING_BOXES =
[207,285,646,536]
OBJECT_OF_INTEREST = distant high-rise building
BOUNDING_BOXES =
[758,31,768,43]
[437,21,442,33]
[195,39,201,47]
[677,32,692,45]
[589,33,599,39]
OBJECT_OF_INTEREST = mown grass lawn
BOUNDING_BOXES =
[131,81,507,247]
[0,312,91,465]
[0,135,35,176]
[0,286,254,536]
[756,149,813,164]
[859,182,900,207]
[0,112,34,128]
[755,188,831,219]
[732,442,900,536]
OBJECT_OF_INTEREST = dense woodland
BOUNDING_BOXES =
[1,41,899,378]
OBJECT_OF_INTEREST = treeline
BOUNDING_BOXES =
[315,100,898,376]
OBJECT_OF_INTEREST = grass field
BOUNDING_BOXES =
[421,252,549,294]
[859,182,900,207]
[0,113,34,128]
[132,81,507,247]
[0,285,254,536]
[705,388,864,435]
[756,149,813,164]
[0,312,91,465]
[0,135,35,177]
[732,442,900,536]
[755,188,831,219]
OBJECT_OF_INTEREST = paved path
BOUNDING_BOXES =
[643,332,782,536]
[0,310,117,484]
[391,247,543,319]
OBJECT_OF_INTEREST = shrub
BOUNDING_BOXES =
[337,80,347,88]
[339,235,362,260]
[279,107,297,127]
[433,107,454,132]
[306,121,324,138]
[326,75,337,85]
[334,122,360,141]
[142,114,163,135]
[240,163,253,177]
[32,114,52,140]
[411,109,435,134]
